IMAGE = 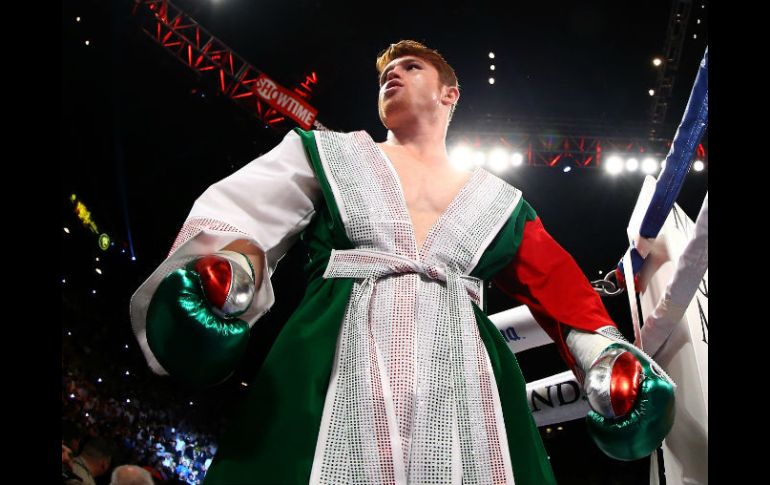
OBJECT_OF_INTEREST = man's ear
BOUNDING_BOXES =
[442,85,460,107]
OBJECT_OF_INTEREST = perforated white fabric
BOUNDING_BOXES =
[311,131,521,485]
[168,217,249,256]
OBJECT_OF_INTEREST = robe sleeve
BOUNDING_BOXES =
[492,213,617,376]
[130,129,322,375]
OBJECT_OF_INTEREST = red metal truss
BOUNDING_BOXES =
[131,0,318,129]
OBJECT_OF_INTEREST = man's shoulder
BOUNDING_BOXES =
[68,458,95,485]
[478,168,524,195]
[62,467,83,485]
[292,128,377,151]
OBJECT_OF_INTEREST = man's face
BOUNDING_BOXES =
[378,55,446,128]
[61,444,73,470]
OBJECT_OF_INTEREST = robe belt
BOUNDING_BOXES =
[323,248,484,306]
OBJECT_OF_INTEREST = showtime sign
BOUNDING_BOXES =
[254,74,318,130]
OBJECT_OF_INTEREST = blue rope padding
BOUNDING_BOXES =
[619,47,708,277]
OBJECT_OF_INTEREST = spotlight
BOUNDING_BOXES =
[605,156,624,175]
[488,52,495,59]
[511,153,524,166]
[652,58,662,67]
[490,65,496,71]
[642,158,658,174]
[693,160,705,172]
[449,145,473,170]
[472,151,487,167]
[489,77,495,85]
[648,89,655,96]
[64,227,70,234]
[626,158,639,172]
[488,148,510,173]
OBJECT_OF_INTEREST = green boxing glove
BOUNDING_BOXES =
[583,342,676,461]
[585,344,674,461]
[145,250,256,388]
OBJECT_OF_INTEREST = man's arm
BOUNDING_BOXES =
[492,215,616,374]
[130,129,321,387]
[491,214,675,461]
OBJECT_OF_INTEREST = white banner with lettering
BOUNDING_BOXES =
[488,305,553,353]
[525,370,590,427]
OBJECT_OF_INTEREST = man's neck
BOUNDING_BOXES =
[383,125,449,168]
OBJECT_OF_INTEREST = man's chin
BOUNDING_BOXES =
[379,105,408,129]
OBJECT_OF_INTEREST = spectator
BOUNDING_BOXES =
[109,464,154,485]
[66,437,116,485]
[62,442,81,484]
